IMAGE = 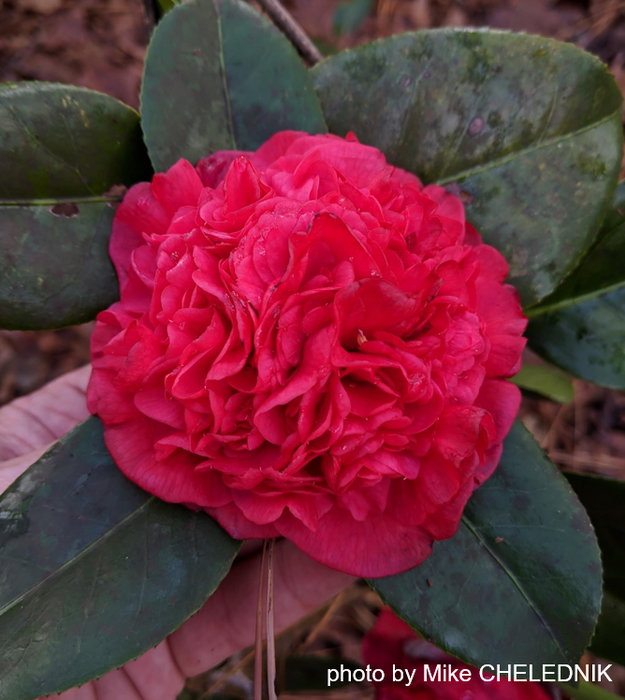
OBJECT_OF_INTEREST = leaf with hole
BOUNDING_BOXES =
[0,202,119,329]
[0,83,151,200]
[140,0,326,172]
[0,417,240,700]
[311,30,623,305]
[0,83,153,330]
[370,421,602,668]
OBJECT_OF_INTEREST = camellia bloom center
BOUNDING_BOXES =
[88,131,526,577]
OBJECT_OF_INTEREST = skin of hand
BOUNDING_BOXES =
[0,365,355,700]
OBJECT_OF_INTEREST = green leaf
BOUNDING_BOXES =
[0,83,150,330]
[370,421,602,668]
[140,0,327,172]
[565,472,625,600]
[313,38,340,57]
[565,472,625,664]
[589,591,625,667]
[526,285,625,389]
[528,181,625,315]
[311,30,623,305]
[510,364,574,403]
[0,201,119,330]
[559,680,624,700]
[333,0,375,36]
[0,417,240,700]
[0,83,151,200]
[525,183,625,388]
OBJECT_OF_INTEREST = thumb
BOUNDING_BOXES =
[0,365,91,494]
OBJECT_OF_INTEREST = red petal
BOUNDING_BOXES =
[276,506,434,577]
[104,418,231,507]
[251,130,305,169]
[474,379,521,482]
[206,502,279,539]
[196,150,249,188]
[151,159,204,216]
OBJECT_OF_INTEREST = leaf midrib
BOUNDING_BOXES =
[460,514,568,660]
[214,0,237,151]
[526,218,625,317]
[434,107,621,186]
[0,495,155,619]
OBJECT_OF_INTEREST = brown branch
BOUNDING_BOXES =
[255,0,323,65]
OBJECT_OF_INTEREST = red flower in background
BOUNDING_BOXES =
[87,131,526,577]
[363,609,552,700]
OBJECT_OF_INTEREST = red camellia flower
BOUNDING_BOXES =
[87,131,526,577]
[363,608,552,700]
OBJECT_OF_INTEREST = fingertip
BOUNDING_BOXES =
[122,642,185,700]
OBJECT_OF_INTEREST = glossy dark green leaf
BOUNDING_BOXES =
[0,417,240,700]
[311,30,623,305]
[333,0,375,36]
[565,472,625,665]
[0,83,149,330]
[0,83,151,199]
[370,421,602,668]
[140,0,326,172]
[525,183,625,388]
[0,202,119,330]
[510,364,574,404]
[528,182,625,314]
[565,472,625,599]
[590,592,625,667]
[526,285,625,389]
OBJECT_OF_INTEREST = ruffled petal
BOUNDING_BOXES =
[276,506,434,577]
[105,418,231,508]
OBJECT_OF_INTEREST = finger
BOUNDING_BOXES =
[121,642,186,700]
[169,539,355,677]
[0,364,91,461]
[0,447,49,494]
[93,669,141,700]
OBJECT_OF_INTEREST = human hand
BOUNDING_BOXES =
[0,366,355,700]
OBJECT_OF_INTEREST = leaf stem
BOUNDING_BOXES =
[255,0,322,65]
[558,680,623,700]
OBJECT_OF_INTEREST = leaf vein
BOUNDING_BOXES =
[435,108,620,186]
[461,517,568,659]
